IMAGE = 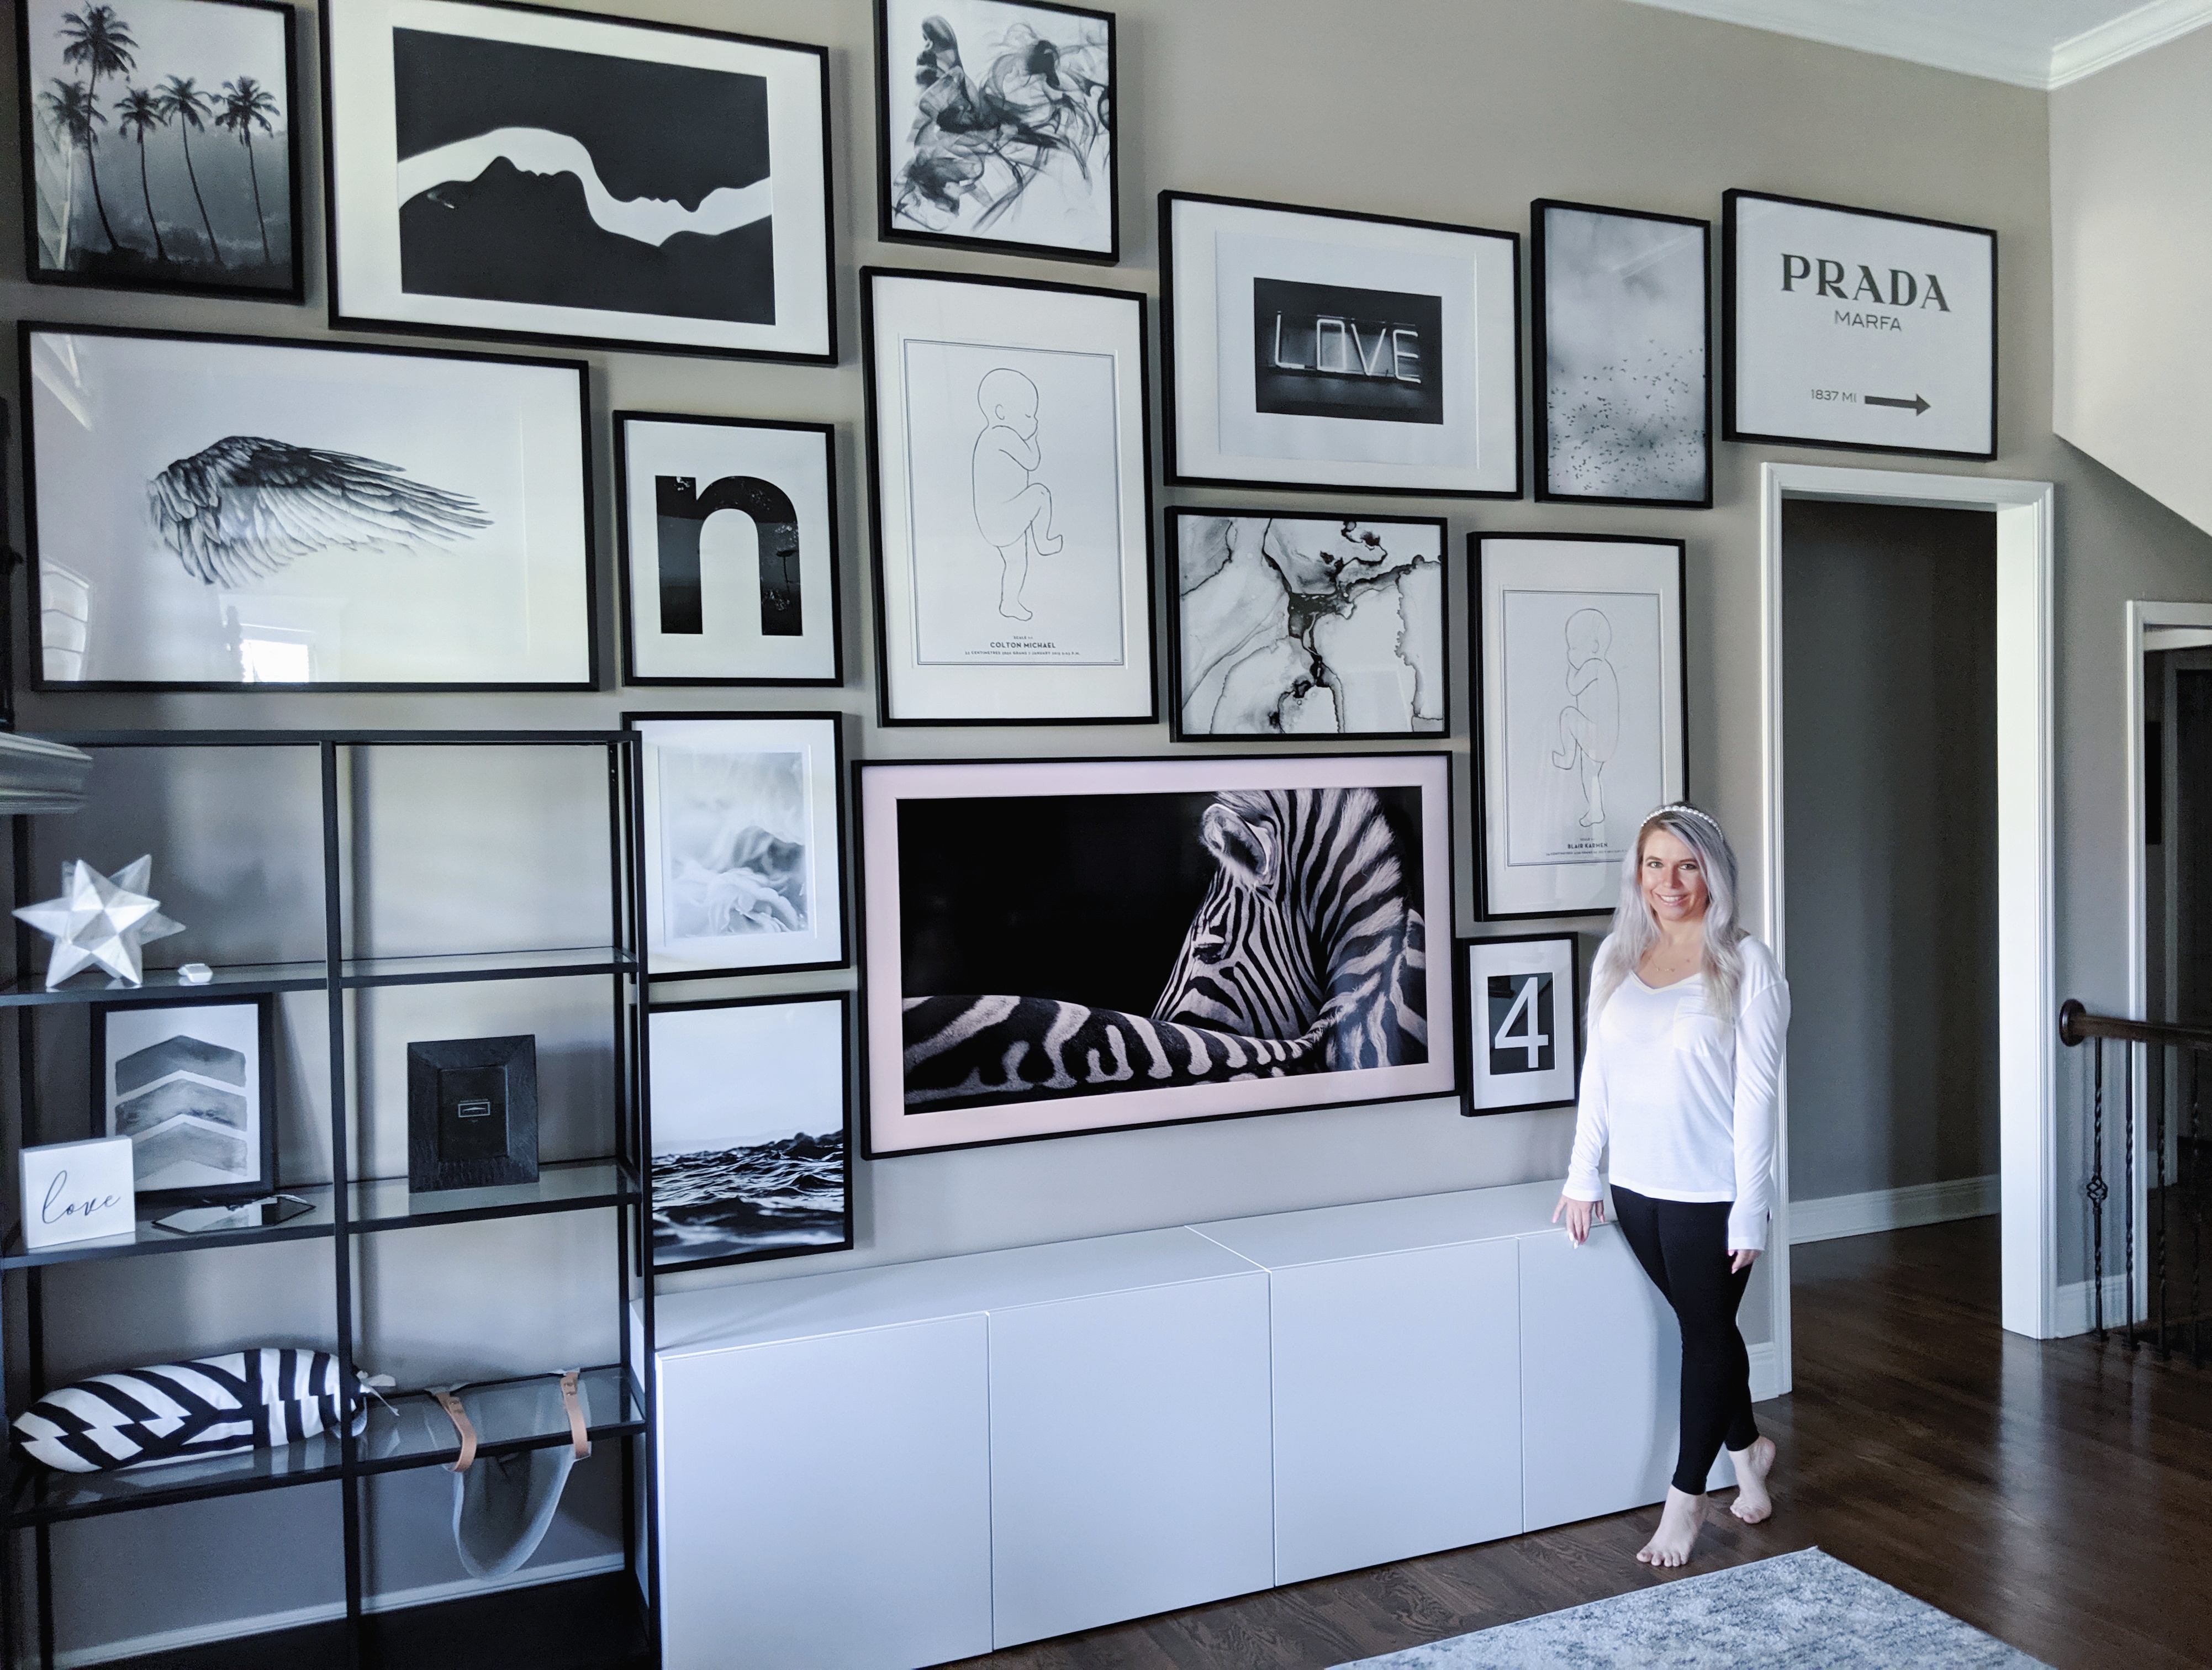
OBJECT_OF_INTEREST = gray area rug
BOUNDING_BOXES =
[1331,1548,2050,1669]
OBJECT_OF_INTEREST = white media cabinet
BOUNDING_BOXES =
[643,1179,1733,1669]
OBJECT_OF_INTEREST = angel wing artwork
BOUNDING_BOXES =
[147,436,491,588]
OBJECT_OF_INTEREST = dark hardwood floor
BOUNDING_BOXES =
[946,1217,2212,1670]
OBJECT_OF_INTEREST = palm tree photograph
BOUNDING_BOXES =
[19,0,299,297]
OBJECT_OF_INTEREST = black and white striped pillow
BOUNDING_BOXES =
[11,1349,362,1474]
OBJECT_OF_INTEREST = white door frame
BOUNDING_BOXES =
[1758,463,2058,1388]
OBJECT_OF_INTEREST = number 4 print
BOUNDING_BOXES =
[1487,973,1555,1075]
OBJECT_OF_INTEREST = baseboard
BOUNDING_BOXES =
[1747,1339,1782,1404]
[2053,1272,2139,1339]
[1788,1174,1999,1245]
[55,1553,626,1668]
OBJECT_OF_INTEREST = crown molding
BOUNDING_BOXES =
[1620,0,2212,89]
[2050,0,2212,86]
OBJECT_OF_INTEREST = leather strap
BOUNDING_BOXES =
[432,1389,477,1474]
[559,1369,592,1460]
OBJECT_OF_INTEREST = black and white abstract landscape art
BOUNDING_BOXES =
[649,992,851,1274]
[859,753,1455,1156]
[629,712,848,979]
[19,0,300,299]
[1171,510,1446,740]
[324,0,833,361]
[1534,200,1711,506]
[21,324,592,689]
[875,0,1117,262]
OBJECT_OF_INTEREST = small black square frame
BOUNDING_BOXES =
[406,1033,540,1192]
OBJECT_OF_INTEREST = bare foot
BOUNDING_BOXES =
[1728,1436,1776,1523]
[1635,1486,1709,1568]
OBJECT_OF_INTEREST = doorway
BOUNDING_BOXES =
[1756,462,2057,1390]
[1780,500,1999,1265]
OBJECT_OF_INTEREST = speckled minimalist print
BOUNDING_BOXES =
[1331,1549,2049,1669]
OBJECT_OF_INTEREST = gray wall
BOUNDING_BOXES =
[9,0,2212,1655]
[1782,500,1999,1202]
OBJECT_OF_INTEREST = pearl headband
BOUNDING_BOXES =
[1641,802,1724,838]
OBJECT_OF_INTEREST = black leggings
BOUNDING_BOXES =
[1611,1185,1760,1494]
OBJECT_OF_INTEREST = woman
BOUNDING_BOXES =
[1553,802,1789,1567]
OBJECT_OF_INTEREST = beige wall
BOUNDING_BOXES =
[2052,23,2212,540]
[8,9,2212,1566]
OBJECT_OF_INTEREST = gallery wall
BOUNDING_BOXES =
[8,0,2212,1463]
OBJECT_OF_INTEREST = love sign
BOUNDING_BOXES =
[19,1138,135,1250]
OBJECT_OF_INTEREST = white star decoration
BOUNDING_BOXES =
[12,857,187,990]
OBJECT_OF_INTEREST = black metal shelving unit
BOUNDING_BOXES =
[0,731,657,1670]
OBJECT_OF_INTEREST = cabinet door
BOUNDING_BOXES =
[657,1315,991,1670]
[1271,1240,1521,1584]
[988,1273,1273,1649]
[1521,1223,1698,1531]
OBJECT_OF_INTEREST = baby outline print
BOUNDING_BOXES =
[972,366,1064,621]
[1550,607,1619,828]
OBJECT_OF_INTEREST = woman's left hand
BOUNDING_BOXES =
[1730,1248,1761,1273]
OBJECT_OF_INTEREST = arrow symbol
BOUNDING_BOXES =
[1865,393,1931,415]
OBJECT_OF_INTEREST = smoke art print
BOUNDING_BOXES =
[649,993,851,1273]
[1162,192,1521,497]
[629,712,848,979]
[859,752,1455,1156]
[877,0,1116,262]
[92,994,276,1203]
[616,415,841,685]
[18,0,300,299]
[864,268,1155,725]
[1535,200,1711,506]
[323,0,833,361]
[1171,510,1447,740]
[21,324,592,689]
[1474,535,1685,919]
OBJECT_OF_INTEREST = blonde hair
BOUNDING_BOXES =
[1588,803,1747,1026]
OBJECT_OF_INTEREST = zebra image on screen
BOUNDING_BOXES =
[903,786,1426,1109]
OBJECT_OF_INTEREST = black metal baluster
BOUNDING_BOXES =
[2092,1039,2108,1341]
[2157,1042,2171,1359]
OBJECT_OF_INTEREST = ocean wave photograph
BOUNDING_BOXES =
[652,1132,846,1259]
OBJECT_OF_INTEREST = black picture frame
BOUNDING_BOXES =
[860,266,1158,728]
[1532,198,1713,509]
[1722,188,1998,462]
[1159,189,1524,499]
[614,413,844,689]
[406,1033,540,1192]
[17,0,306,303]
[1165,506,1451,743]
[873,0,1119,266]
[89,991,279,1207]
[320,0,837,365]
[646,989,854,1275]
[19,319,597,693]
[1453,932,1582,1117]
[854,749,1457,1159]
[1470,531,1688,922]
[623,710,852,980]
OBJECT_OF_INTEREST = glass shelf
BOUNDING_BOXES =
[0,948,640,1009]
[3,1365,643,1528]
[2,1160,641,1269]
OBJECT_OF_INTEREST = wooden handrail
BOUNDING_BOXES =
[2057,997,2212,1051]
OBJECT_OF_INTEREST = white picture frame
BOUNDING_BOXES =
[1474,533,1686,920]
[22,323,593,690]
[858,750,1454,1156]
[615,414,841,686]
[862,267,1155,725]
[627,711,848,979]
[1455,934,1581,1116]
[19,1137,135,1250]
[321,0,835,363]
[1160,190,1522,498]
[1724,189,1996,460]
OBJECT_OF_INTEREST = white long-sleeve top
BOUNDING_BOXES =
[1562,935,1789,1252]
